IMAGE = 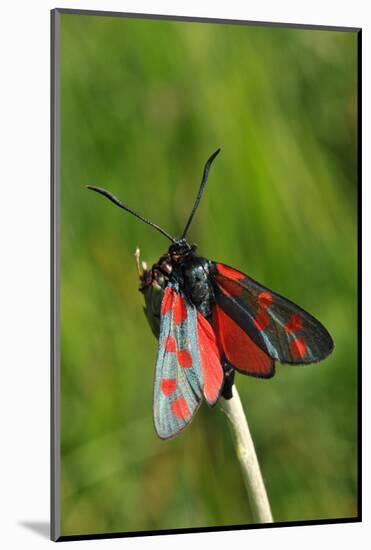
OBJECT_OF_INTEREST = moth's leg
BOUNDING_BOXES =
[152,265,170,278]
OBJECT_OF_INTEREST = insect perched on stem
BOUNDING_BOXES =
[88,149,334,439]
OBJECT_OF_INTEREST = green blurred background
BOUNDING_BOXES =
[59,12,358,537]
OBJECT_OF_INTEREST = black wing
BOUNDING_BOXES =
[210,262,334,365]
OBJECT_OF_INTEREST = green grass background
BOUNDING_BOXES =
[59,12,358,537]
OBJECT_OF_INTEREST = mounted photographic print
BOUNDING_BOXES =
[51,8,361,542]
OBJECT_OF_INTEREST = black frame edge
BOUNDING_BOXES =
[57,516,360,542]
[356,28,362,523]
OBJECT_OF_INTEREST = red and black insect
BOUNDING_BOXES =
[88,149,334,439]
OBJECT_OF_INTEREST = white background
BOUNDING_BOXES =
[0,0,368,548]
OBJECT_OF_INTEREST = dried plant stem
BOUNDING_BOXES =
[221,385,273,523]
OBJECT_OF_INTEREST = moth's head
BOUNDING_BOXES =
[168,239,197,260]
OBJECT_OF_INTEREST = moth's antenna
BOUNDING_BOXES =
[181,148,221,239]
[87,186,176,243]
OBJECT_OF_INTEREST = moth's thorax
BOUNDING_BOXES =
[144,241,213,320]
[175,255,214,321]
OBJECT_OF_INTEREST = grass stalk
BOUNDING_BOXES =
[220,385,273,523]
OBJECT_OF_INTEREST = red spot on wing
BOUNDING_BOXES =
[160,378,177,396]
[161,288,175,315]
[253,308,270,331]
[174,293,187,324]
[257,291,273,309]
[171,396,190,420]
[164,336,177,352]
[290,337,307,360]
[197,312,223,405]
[213,305,273,376]
[285,314,303,332]
[216,263,245,280]
[177,349,193,368]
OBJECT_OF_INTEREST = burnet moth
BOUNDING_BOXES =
[88,149,334,439]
